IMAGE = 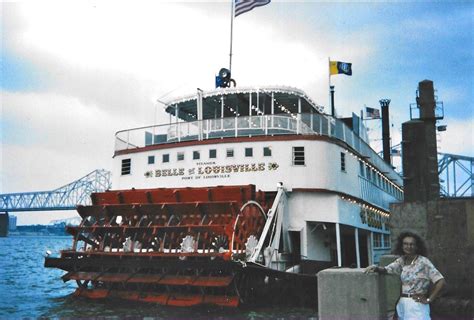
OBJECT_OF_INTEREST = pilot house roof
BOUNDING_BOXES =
[164,86,325,122]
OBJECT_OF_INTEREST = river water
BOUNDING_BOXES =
[0,236,317,319]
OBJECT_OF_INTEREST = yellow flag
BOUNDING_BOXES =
[329,60,352,76]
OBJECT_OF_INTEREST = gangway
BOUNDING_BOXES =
[0,169,112,212]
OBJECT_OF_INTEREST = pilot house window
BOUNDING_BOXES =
[121,158,131,175]
[292,147,305,166]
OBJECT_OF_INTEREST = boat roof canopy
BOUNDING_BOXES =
[164,86,325,122]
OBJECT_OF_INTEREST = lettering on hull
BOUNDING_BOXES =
[144,162,279,180]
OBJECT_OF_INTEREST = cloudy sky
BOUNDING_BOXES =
[2,0,473,225]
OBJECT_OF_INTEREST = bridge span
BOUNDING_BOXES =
[0,169,111,213]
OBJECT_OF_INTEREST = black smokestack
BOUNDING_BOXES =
[380,99,391,165]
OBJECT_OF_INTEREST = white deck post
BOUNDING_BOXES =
[297,97,302,134]
[221,95,224,130]
[336,223,342,267]
[175,104,181,142]
[369,231,374,265]
[249,92,252,117]
[271,92,274,128]
[355,227,360,268]
[197,89,203,141]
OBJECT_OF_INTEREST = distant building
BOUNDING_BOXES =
[9,215,17,231]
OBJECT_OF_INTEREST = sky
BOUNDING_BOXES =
[1,0,473,225]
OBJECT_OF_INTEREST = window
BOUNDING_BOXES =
[177,152,184,161]
[340,152,346,172]
[373,233,382,248]
[359,161,364,177]
[383,234,390,248]
[263,147,272,157]
[292,146,305,166]
[193,151,200,160]
[245,147,253,157]
[121,158,131,175]
[162,154,170,163]
[148,156,155,165]
[209,149,217,159]
[226,148,234,158]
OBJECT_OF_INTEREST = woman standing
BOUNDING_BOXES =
[366,231,445,320]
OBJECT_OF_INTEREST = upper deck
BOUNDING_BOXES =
[114,86,402,186]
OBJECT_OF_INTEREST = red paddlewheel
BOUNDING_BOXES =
[230,201,267,259]
[75,289,240,307]
[46,185,276,307]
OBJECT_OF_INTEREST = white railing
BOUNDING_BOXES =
[115,113,402,185]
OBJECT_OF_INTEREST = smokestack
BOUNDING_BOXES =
[330,86,335,117]
[380,99,391,165]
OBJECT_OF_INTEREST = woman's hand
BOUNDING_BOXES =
[364,265,378,273]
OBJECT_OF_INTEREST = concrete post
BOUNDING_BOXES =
[318,268,400,320]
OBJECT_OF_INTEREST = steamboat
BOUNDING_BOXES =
[45,74,403,307]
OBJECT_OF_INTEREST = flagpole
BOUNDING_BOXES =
[328,57,335,117]
[229,0,235,73]
[328,57,332,114]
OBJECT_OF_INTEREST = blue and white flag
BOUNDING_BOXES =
[235,0,271,17]
[366,107,380,119]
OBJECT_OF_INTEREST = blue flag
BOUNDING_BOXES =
[235,0,271,17]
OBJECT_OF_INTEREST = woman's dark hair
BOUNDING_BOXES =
[393,231,428,256]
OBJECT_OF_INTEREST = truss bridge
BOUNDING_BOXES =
[0,169,112,212]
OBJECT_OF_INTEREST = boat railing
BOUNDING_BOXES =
[115,113,401,184]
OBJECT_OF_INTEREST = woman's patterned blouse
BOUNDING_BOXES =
[385,255,444,295]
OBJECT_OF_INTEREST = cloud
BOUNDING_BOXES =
[2,91,118,192]
[437,118,474,157]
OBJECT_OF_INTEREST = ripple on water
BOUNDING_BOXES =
[1,236,317,319]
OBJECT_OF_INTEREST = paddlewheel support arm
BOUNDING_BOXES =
[248,185,286,265]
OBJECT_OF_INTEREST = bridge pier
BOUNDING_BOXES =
[0,212,9,237]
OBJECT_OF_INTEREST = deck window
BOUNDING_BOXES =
[383,234,390,248]
[373,233,382,248]
[340,152,346,172]
[292,146,305,166]
[263,147,272,157]
[359,161,364,177]
[226,148,234,158]
[177,152,184,161]
[148,156,155,165]
[193,151,200,160]
[162,154,170,163]
[121,158,131,175]
[245,148,253,157]
[209,149,217,159]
